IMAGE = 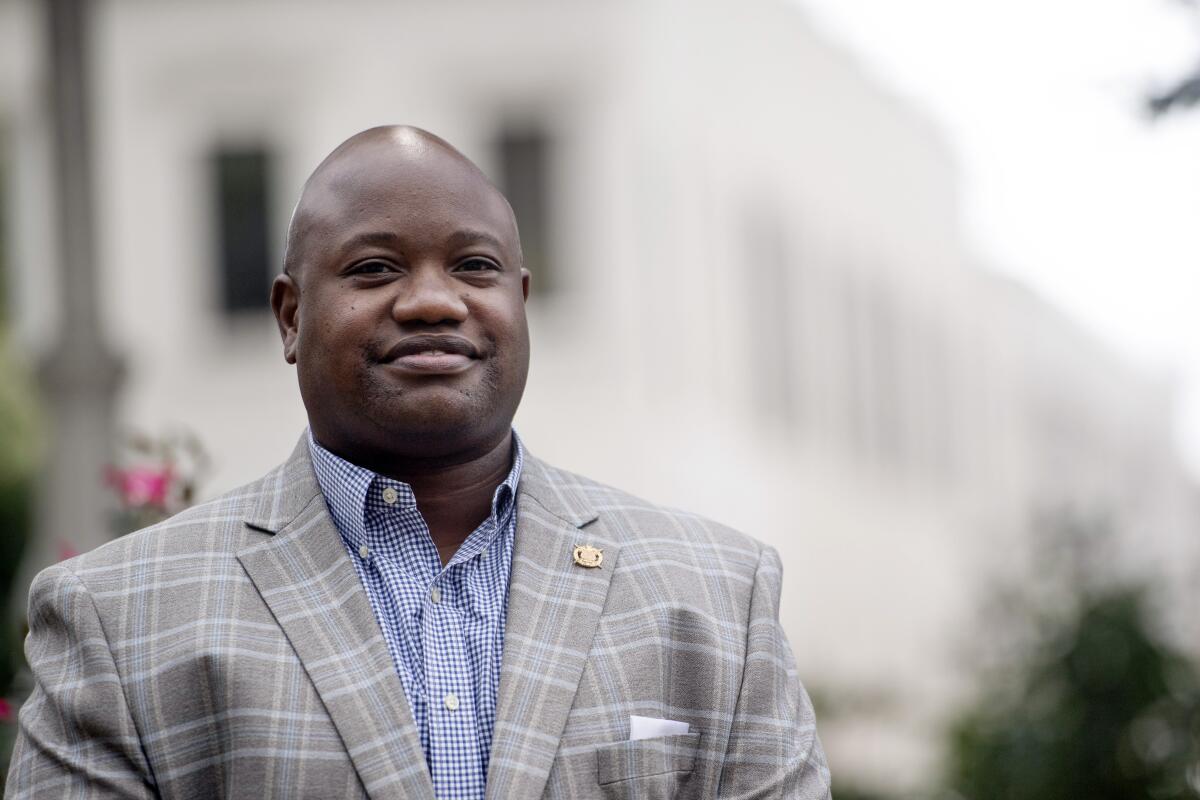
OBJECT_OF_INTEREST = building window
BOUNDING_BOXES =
[494,127,553,294]
[211,146,273,313]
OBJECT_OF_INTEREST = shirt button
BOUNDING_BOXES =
[480,548,488,559]
[358,545,369,559]
[430,587,441,604]
[381,487,399,505]
[444,693,459,711]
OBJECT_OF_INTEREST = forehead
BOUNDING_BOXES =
[301,142,517,253]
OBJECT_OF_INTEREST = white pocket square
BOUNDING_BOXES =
[629,715,690,740]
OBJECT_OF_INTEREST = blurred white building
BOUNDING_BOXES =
[1,0,1196,790]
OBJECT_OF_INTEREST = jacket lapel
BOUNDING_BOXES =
[486,456,618,800]
[237,439,434,800]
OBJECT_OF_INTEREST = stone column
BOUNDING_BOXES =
[23,0,123,587]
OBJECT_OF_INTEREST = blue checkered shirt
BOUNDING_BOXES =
[308,431,523,800]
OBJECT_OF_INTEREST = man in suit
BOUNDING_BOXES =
[8,126,831,798]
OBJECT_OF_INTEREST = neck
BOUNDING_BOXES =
[351,431,515,563]
[403,433,514,564]
[314,428,517,562]
[399,433,513,514]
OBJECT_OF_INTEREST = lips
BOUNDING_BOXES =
[381,334,480,374]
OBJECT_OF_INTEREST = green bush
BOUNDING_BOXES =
[0,334,38,771]
[944,525,1200,799]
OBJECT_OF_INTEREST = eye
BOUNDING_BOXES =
[455,257,501,273]
[347,260,394,275]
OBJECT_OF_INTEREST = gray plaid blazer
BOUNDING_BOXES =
[8,438,831,799]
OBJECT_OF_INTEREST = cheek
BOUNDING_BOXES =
[296,307,366,373]
[492,311,531,380]
[482,295,529,341]
[303,293,364,339]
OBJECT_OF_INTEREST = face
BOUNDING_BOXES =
[271,140,530,467]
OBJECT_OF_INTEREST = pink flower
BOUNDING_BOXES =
[58,543,80,562]
[0,698,12,723]
[106,466,174,508]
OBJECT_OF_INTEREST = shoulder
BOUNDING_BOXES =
[44,459,295,593]
[524,457,769,583]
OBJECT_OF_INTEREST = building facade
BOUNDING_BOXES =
[1,0,1196,789]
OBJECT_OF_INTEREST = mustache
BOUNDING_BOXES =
[377,334,481,362]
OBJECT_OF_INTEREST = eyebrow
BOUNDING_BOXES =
[444,229,506,252]
[340,229,507,253]
[342,231,402,251]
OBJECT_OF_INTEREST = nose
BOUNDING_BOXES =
[391,264,469,326]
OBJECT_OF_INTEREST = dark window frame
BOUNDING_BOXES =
[210,146,274,314]
[494,126,554,296]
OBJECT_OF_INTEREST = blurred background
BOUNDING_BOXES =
[1,0,1199,796]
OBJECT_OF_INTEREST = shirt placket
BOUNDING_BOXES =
[309,433,523,800]
[425,566,483,799]
[367,491,436,755]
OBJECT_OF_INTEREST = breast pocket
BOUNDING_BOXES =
[595,732,701,800]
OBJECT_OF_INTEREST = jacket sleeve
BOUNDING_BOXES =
[6,564,156,799]
[717,545,832,799]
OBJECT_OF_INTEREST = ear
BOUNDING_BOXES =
[521,268,531,302]
[270,273,300,364]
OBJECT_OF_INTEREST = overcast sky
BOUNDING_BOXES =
[797,0,1200,478]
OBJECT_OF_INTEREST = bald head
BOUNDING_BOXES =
[283,125,520,281]
[269,124,532,467]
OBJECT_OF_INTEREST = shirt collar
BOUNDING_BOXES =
[307,429,525,553]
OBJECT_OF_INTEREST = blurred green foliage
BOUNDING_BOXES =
[0,334,38,694]
[832,785,907,800]
[834,518,1200,800]
[944,524,1200,799]
[0,339,39,485]
[0,133,40,769]
[0,336,37,788]
[835,786,902,800]
[0,132,38,700]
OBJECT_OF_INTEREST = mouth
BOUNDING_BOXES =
[380,334,481,375]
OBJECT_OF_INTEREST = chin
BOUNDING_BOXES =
[374,400,511,453]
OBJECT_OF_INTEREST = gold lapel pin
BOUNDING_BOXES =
[572,544,604,569]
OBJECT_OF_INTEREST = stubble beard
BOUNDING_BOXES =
[354,333,514,456]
